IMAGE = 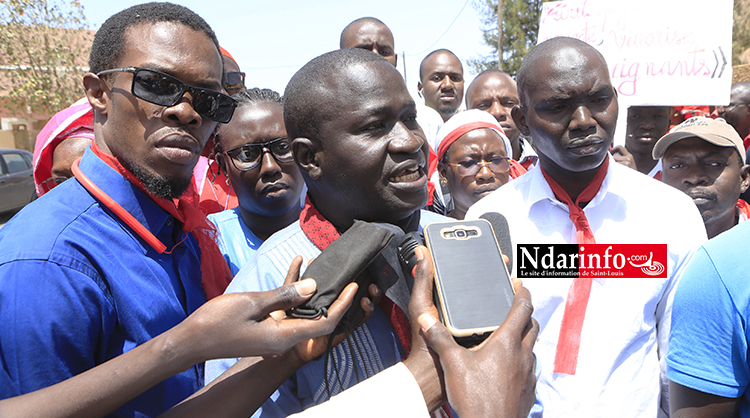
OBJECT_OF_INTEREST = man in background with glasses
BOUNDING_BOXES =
[220,46,246,96]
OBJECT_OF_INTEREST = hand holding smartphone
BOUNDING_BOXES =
[422,219,515,347]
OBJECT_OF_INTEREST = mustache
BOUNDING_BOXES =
[685,187,717,201]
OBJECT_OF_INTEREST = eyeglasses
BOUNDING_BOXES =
[224,137,294,171]
[96,66,237,123]
[224,71,246,95]
[445,156,511,176]
[40,176,68,192]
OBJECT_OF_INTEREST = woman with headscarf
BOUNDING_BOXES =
[435,109,526,219]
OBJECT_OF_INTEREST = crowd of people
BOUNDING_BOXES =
[1,2,749,418]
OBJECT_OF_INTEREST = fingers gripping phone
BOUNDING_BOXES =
[423,219,515,347]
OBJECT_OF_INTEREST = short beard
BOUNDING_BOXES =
[118,156,192,199]
[436,104,458,118]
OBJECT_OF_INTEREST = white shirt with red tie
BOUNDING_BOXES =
[466,156,706,418]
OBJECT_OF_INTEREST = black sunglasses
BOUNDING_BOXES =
[224,71,246,94]
[224,137,294,171]
[96,66,237,123]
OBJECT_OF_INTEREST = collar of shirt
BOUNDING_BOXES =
[518,137,539,168]
[524,155,625,221]
[78,147,173,249]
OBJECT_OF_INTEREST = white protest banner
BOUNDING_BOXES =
[537,0,733,106]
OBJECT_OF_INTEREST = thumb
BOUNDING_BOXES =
[255,279,317,316]
[419,313,459,356]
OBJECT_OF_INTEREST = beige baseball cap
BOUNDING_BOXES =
[653,117,745,163]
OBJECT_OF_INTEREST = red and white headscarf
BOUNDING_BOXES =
[430,109,526,180]
[434,109,513,163]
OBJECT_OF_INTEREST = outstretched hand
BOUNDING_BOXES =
[172,256,359,367]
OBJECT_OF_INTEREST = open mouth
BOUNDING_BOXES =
[635,132,657,141]
[390,166,423,183]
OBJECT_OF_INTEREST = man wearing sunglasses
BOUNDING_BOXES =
[0,3,363,417]
[220,46,246,96]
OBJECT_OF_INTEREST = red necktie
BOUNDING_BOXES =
[541,158,609,375]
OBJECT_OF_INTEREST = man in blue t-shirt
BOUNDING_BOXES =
[668,219,750,416]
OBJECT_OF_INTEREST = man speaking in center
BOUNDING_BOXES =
[206,48,450,417]
[467,37,706,417]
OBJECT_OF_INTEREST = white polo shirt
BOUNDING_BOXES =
[466,157,706,418]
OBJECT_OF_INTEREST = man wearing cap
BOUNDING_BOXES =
[666,119,750,415]
[654,117,750,239]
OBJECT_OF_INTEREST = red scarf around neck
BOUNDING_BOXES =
[90,142,231,300]
[540,158,609,375]
[299,196,413,357]
[299,197,454,418]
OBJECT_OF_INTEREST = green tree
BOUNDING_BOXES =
[0,0,91,115]
[734,0,750,64]
[469,0,543,77]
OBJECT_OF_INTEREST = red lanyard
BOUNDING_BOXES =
[72,159,176,254]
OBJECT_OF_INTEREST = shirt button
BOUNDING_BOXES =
[166,219,172,225]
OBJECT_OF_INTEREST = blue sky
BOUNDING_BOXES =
[77,0,492,104]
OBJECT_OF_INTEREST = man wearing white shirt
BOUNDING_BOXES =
[466,37,706,417]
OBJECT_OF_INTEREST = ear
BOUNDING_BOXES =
[293,137,321,180]
[417,81,423,97]
[83,73,109,116]
[214,150,229,177]
[740,164,750,194]
[437,161,449,184]
[511,106,531,137]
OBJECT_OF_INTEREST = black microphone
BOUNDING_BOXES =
[480,212,513,272]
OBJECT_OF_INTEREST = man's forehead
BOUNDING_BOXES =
[426,53,459,67]
[472,73,516,94]
[354,23,392,41]
[730,86,750,101]
[525,53,609,96]
[120,21,222,85]
[322,61,410,107]
[330,60,399,89]
[422,53,461,75]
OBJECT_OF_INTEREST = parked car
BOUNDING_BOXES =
[0,149,36,213]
